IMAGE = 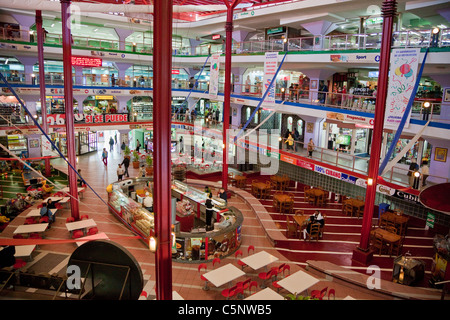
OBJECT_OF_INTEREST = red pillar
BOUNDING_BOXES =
[60,0,80,220]
[153,0,173,300]
[222,0,242,190]
[352,0,397,264]
[36,10,51,177]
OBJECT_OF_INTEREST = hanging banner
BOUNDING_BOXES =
[41,135,53,157]
[263,52,278,104]
[209,53,221,99]
[384,48,420,129]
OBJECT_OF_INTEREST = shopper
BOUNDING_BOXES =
[121,141,126,154]
[121,156,130,178]
[307,138,315,157]
[102,148,108,166]
[205,193,214,231]
[40,202,54,224]
[139,164,146,178]
[285,132,294,150]
[136,139,141,153]
[217,188,227,204]
[407,159,419,187]
[117,164,125,181]
[293,128,300,152]
[111,73,116,86]
[109,137,114,151]
[421,160,429,187]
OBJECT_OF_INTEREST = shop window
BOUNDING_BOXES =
[287,116,293,132]
[246,107,251,121]
[297,119,303,134]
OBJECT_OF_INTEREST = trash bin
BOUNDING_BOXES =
[378,203,390,220]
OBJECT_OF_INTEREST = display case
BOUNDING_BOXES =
[107,179,154,239]
[392,255,425,286]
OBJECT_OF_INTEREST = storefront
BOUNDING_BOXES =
[385,134,432,165]
[323,121,372,156]
[0,134,28,158]
[129,96,152,121]
[83,95,118,114]
[49,130,98,156]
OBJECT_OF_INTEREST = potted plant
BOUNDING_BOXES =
[124,146,131,158]
[145,155,153,176]
[132,150,140,169]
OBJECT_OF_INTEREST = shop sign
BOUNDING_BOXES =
[95,95,114,100]
[426,212,435,228]
[71,56,102,67]
[212,34,221,40]
[297,159,314,170]
[263,52,278,104]
[326,112,374,127]
[330,53,380,63]
[314,165,342,179]
[392,190,420,203]
[47,113,128,125]
[341,173,357,184]
[280,154,296,165]
[266,27,284,35]
[172,69,180,74]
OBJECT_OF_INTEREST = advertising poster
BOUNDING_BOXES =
[384,48,420,129]
[209,53,221,99]
[263,52,278,103]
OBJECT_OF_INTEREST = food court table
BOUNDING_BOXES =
[293,215,309,233]
[244,287,284,300]
[239,250,279,271]
[273,193,293,212]
[345,198,365,218]
[276,270,319,296]
[370,228,401,256]
[234,175,247,188]
[14,223,48,235]
[202,263,245,288]
[76,232,109,247]
[26,208,58,218]
[65,219,97,235]
[270,175,289,190]
[307,188,325,205]
[380,211,409,235]
[251,182,271,199]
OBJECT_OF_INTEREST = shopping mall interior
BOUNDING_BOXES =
[0,0,449,303]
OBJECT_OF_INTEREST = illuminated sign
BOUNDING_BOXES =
[71,56,103,67]
[172,69,180,74]
[212,34,221,40]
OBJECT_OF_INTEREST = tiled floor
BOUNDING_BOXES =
[0,140,446,300]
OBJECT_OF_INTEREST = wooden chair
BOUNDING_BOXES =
[295,209,304,216]
[390,236,405,257]
[303,186,311,202]
[281,178,290,191]
[306,223,321,242]
[317,193,325,207]
[355,206,364,219]
[286,216,298,238]
[281,200,294,214]
[386,226,397,234]
[371,232,385,256]
[228,173,236,186]
[343,203,353,217]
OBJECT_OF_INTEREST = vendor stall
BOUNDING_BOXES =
[107,178,243,263]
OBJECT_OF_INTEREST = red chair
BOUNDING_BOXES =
[88,227,98,235]
[25,217,36,225]
[258,268,276,288]
[13,234,24,239]
[37,203,43,209]
[248,245,255,255]
[66,217,75,223]
[212,257,221,269]
[13,258,26,269]
[72,230,84,239]
[311,287,328,300]
[221,285,238,300]
[281,264,291,278]
[39,216,49,223]
[328,288,335,300]
[198,263,209,291]
[55,203,63,210]
[53,192,64,197]
[236,278,251,296]
[80,215,89,220]
[235,250,247,270]
[29,233,42,239]
[272,278,284,292]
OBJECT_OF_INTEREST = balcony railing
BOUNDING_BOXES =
[0,27,449,56]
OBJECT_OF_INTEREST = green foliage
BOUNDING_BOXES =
[132,150,140,162]
[124,146,131,156]
[145,155,153,167]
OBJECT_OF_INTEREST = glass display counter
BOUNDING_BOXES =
[107,178,243,263]
[107,178,154,240]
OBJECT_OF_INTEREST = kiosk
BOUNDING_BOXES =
[107,178,243,263]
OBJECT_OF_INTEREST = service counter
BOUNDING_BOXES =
[107,179,243,263]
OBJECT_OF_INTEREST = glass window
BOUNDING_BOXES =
[287,116,293,131]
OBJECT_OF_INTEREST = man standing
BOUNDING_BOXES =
[102,148,108,166]
[121,156,130,178]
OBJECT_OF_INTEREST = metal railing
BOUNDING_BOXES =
[1,27,449,56]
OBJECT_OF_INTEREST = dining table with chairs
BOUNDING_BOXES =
[234,175,247,188]
[379,210,409,236]
[343,198,365,218]
[270,175,290,191]
[370,227,402,257]
[305,187,326,206]
[251,180,272,199]
[273,192,294,213]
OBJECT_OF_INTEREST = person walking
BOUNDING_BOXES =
[121,141,126,154]
[117,164,125,181]
[40,202,54,225]
[109,137,114,151]
[293,128,300,152]
[421,160,429,187]
[121,156,130,178]
[285,132,294,150]
[307,138,315,158]
[136,139,141,153]
[407,159,419,187]
[102,148,108,166]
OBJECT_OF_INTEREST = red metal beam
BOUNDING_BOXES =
[352,0,397,264]
[153,0,173,301]
[60,0,80,221]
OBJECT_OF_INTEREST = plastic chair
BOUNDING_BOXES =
[80,215,89,220]
[39,216,49,224]
[212,257,221,269]
[198,263,209,291]
[328,288,335,300]
[88,227,98,235]
[72,230,84,239]
[29,233,42,239]
[236,278,251,296]
[258,268,276,288]
[13,234,24,239]
[13,258,27,269]
[235,250,247,270]
[66,217,75,223]
[281,264,291,278]
[247,245,255,255]
[221,285,238,300]
[25,217,36,225]
[311,287,328,300]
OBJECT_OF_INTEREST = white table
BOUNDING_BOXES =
[61,187,85,193]
[244,287,284,300]
[14,245,36,260]
[343,295,356,300]
[65,219,97,233]
[239,250,279,270]
[172,291,184,300]
[26,208,58,218]
[276,270,319,296]
[76,232,109,246]
[43,197,63,203]
[14,223,48,235]
[202,263,245,288]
